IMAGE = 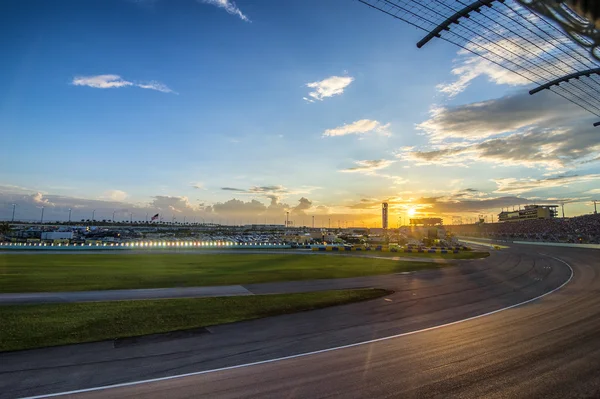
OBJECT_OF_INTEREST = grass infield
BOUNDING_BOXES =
[0,288,391,352]
[0,253,451,293]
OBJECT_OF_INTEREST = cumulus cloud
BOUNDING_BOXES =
[150,195,197,213]
[212,199,266,216]
[104,190,128,202]
[291,197,312,215]
[32,192,53,206]
[403,91,600,170]
[340,159,395,173]
[493,174,600,194]
[199,0,250,22]
[416,91,570,142]
[0,190,145,222]
[72,75,175,93]
[304,76,354,102]
[323,119,391,137]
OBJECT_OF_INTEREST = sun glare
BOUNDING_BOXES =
[407,207,416,217]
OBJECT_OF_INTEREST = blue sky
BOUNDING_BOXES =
[1,0,599,224]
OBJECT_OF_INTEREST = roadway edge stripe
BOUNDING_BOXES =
[20,254,574,399]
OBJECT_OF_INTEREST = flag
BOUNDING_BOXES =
[151,213,159,221]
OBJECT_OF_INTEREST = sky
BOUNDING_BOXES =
[1,0,599,226]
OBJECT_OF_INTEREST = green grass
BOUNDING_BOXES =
[0,253,442,293]
[0,289,391,352]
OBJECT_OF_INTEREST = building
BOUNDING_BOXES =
[41,231,74,240]
[498,205,559,222]
[382,202,389,229]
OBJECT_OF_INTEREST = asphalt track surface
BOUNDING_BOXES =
[1,244,599,398]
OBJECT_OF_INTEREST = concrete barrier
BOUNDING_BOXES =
[513,241,600,250]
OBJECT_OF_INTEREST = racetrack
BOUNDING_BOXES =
[2,244,598,399]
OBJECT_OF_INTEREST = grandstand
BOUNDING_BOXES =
[447,213,600,244]
[498,205,559,222]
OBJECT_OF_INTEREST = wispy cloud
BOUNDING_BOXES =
[339,160,407,185]
[72,75,176,94]
[199,0,250,22]
[437,51,528,97]
[347,194,536,215]
[340,159,394,173]
[305,75,354,102]
[323,119,390,137]
[493,174,600,194]
[435,36,558,97]
[220,185,318,196]
[72,75,133,89]
[135,81,175,93]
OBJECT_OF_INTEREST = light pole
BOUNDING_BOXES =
[146,213,149,223]
[11,203,16,222]
[286,212,289,228]
[312,215,314,228]
[130,213,133,224]
[40,206,44,224]
[112,210,116,223]
[92,209,96,222]
[68,208,72,223]
[593,200,598,214]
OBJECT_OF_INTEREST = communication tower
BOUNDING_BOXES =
[382,202,389,229]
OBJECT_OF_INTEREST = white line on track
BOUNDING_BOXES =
[21,254,574,399]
